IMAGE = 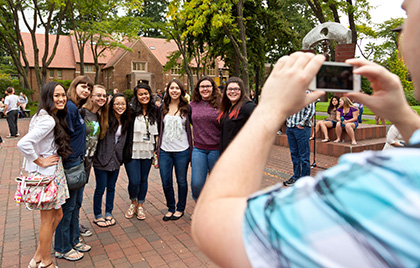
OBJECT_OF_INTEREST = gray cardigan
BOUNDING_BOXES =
[93,127,127,171]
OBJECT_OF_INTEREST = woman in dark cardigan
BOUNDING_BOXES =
[92,93,130,227]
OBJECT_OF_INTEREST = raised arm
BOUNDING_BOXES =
[347,58,420,142]
[191,52,325,267]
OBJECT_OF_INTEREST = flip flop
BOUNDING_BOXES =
[74,242,91,252]
[55,248,83,261]
[93,218,108,228]
[105,217,116,226]
[321,138,330,143]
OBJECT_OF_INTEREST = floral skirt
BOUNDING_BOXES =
[26,160,69,210]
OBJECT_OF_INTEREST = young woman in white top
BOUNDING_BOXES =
[157,79,193,221]
[123,83,159,220]
[17,82,72,268]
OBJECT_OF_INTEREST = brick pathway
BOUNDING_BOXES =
[0,118,338,268]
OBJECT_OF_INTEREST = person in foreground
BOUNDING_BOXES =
[191,1,420,266]
[17,82,71,268]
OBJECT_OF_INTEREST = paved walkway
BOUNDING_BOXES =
[0,118,339,268]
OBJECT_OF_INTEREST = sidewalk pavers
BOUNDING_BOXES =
[0,118,338,267]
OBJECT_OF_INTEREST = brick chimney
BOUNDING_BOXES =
[335,43,356,62]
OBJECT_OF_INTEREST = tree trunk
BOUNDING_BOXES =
[346,0,357,44]
[236,0,250,93]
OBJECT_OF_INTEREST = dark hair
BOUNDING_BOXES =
[130,83,158,125]
[67,76,94,108]
[108,93,130,134]
[218,77,250,121]
[37,82,72,159]
[327,96,339,114]
[192,76,221,109]
[162,79,189,118]
[6,87,14,94]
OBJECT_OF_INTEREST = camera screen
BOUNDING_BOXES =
[316,65,353,90]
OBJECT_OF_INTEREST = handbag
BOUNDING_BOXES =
[64,161,87,191]
[14,158,58,210]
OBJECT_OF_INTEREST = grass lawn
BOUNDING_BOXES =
[317,102,420,116]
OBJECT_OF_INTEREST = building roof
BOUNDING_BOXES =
[21,32,75,68]
[69,31,116,64]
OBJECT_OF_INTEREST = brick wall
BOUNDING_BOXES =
[335,43,356,62]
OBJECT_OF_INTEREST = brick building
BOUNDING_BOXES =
[21,32,227,101]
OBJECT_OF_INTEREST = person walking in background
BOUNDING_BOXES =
[93,93,130,227]
[157,79,192,221]
[3,87,20,138]
[190,76,221,207]
[284,93,315,186]
[55,76,93,262]
[123,84,159,221]
[17,82,72,268]
[218,77,256,154]
[310,96,339,142]
[78,84,108,236]
[334,96,359,145]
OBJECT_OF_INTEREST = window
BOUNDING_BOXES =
[171,64,181,75]
[137,51,141,59]
[84,65,96,73]
[49,69,54,78]
[57,70,62,78]
[207,65,216,76]
[132,62,146,72]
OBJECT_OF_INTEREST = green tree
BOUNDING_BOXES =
[0,0,70,92]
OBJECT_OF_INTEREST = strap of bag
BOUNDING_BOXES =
[20,158,26,176]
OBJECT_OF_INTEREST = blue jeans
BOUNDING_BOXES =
[125,158,153,203]
[191,147,219,201]
[93,168,119,219]
[158,149,190,213]
[55,158,84,254]
[286,126,311,180]
[358,107,364,123]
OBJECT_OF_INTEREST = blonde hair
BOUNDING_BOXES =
[340,96,355,109]
[83,84,109,139]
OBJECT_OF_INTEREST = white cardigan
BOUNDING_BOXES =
[17,109,57,175]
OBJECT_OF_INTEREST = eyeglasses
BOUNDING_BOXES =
[226,87,241,92]
[199,85,213,89]
[93,94,107,98]
[113,103,126,107]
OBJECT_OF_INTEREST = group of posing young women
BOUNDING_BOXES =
[17,75,256,268]
[311,96,360,144]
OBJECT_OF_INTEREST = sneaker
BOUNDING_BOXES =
[15,133,20,137]
[79,224,92,237]
[277,131,282,135]
[283,178,296,187]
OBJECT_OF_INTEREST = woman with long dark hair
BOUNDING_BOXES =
[18,82,71,268]
[93,93,130,227]
[157,79,192,221]
[190,76,221,204]
[123,83,159,220]
[218,77,256,154]
[54,76,93,261]
[310,96,339,142]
